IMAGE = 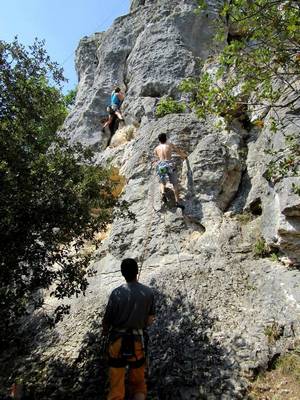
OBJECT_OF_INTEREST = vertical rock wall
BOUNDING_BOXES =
[62,0,219,146]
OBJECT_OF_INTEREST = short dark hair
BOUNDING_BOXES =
[114,87,121,93]
[121,258,138,281]
[158,133,167,143]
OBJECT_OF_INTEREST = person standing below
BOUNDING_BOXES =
[154,133,187,210]
[102,258,155,400]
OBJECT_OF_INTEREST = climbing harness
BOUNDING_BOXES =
[108,328,148,368]
[156,160,179,187]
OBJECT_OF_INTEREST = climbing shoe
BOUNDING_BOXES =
[176,202,185,210]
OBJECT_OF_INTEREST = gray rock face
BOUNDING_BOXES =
[62,0,218,145]
[246,94,300,262]
[63,32,107,149]
[1,1,300,399]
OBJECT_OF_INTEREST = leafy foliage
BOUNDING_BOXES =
[270,252,279,262]
[264,134,300,183]
[0,39,130,342]
[253,237,270,258]
[181,0,300,121]
[155,97,186,118]
[64,86,77,109]
[292,183,300,195]
[180,0,300,186]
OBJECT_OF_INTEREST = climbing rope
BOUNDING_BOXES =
[138,157,193,313]
[162,210,193,314]
[138,161,157,280]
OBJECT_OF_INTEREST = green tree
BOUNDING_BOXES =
[180,0,300,183]
[64,86,77,109]
[0,39,128,344]
[181,0,300,120]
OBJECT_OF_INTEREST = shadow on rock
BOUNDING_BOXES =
[1,287,244,400]
[0,311,108,400]
[147,283,243,400]
[183,159,203,222]
[30,315,108,400]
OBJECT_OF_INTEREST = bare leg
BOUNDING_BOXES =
[115,110,124,120]
[160,182,166,195]
[173,184,180,203]
[102,114,112,129]
[160,182,167,204]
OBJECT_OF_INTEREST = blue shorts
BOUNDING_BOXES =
[157,161,178,185]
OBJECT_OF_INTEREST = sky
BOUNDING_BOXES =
[0,0,130,93]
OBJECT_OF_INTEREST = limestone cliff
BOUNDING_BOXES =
[2,1,299,399]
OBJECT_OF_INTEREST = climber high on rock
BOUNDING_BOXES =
[154,133,187,210]
[102,86,125,130]
[110,86,125,119]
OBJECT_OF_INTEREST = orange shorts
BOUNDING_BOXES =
[107,337,147,400]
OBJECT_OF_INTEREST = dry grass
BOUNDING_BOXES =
[249,349,300,400]
[109,125,137,147]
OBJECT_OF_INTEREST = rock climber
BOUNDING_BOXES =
[154,133,187,210]
[110,86,125,120]
[102,258,155,400]
[102,87,125,130]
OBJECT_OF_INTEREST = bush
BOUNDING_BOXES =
[155,97,186,118]
[253,237,270,257]
[182,0,300,122]
[64,87,77,109]
[264,321,283,344]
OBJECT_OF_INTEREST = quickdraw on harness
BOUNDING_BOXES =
[108,328,149,369]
